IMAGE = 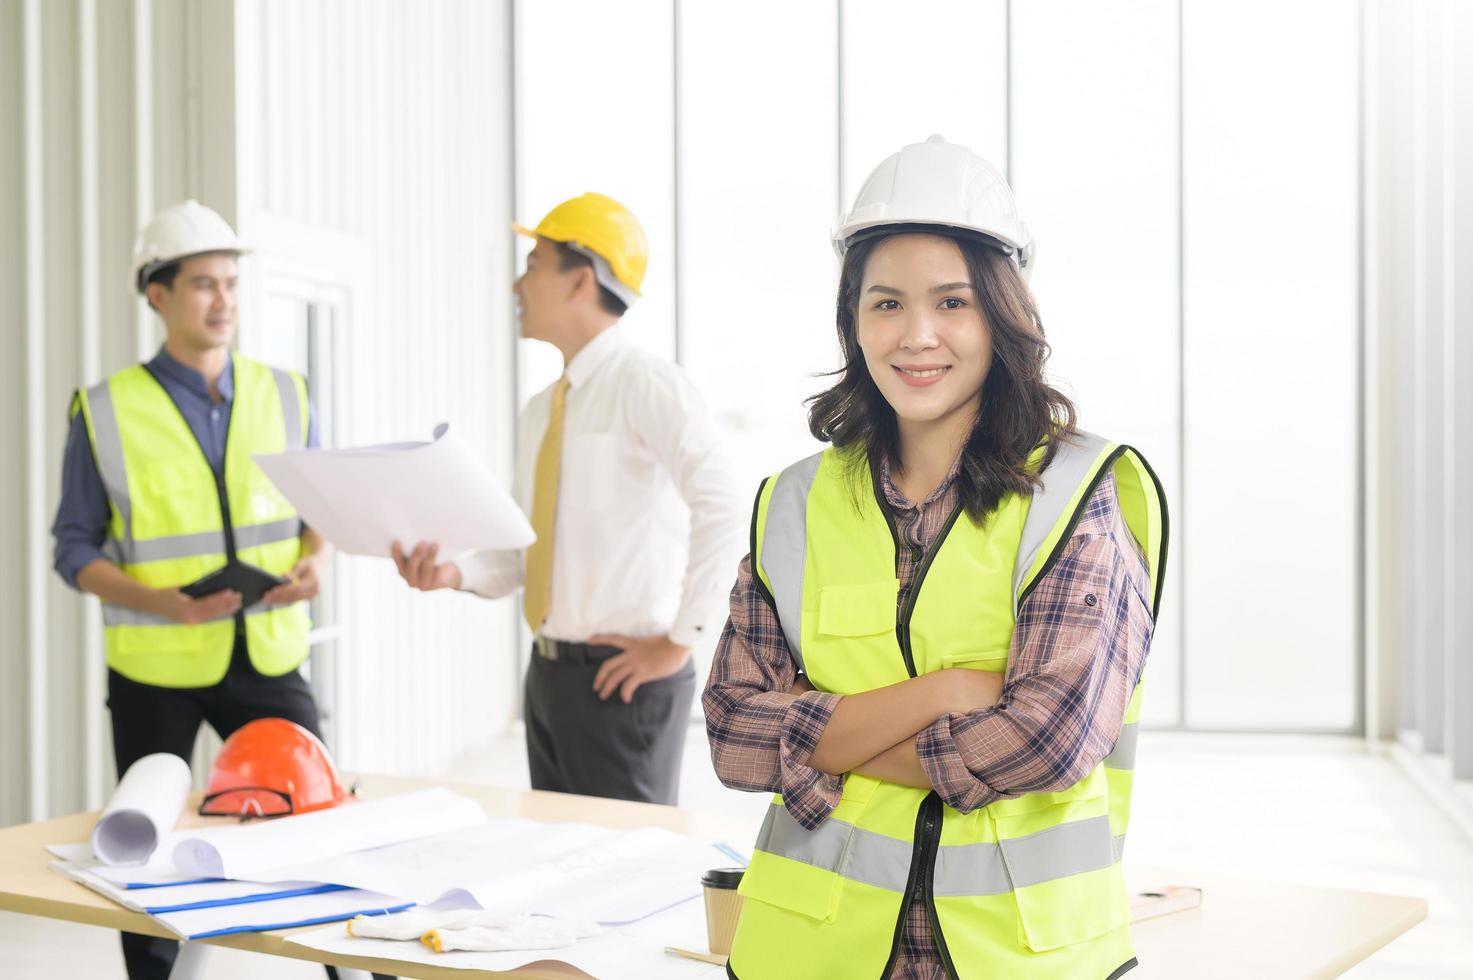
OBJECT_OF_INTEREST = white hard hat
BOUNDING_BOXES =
[132,200,249,294]
[833,134,1034,275]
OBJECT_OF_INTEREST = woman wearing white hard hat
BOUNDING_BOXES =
[704,136,1169,978]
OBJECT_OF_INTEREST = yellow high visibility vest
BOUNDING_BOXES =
[72,355,311,688]
[730,431,1168,979]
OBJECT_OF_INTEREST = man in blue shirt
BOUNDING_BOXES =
[50,201,362,980]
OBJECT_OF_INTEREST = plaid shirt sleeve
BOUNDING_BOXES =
[916,475,1156,814]
[702,555,845,830]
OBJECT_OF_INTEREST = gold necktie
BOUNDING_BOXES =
[523,375,570,632]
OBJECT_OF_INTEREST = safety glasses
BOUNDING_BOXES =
[197,786,295,819]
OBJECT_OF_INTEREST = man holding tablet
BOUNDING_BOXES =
[50,200,334,980]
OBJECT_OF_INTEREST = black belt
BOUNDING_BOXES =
[532,637,622,665]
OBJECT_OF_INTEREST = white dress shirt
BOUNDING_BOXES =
[454,327,747,646]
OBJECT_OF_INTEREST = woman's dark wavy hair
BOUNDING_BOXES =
[805,231,1078,525]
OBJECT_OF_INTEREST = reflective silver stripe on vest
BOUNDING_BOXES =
[102,597,282,628]
[1104,722,1139,771]
[271,368,304,450]
[758,452,824,671]
[85,381,134,555]
[236,516,301,550]
[1012,430,1111,613]
[755,803,1125,898]
[104,513,297,564]
[753,800,913,892]
[101,605,229,628]
[994,814,1118,889]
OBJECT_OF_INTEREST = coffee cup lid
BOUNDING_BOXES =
[701,867,745,889]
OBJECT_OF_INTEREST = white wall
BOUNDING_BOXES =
[1179,0,1360,730]
[1011,0,1184,727]
[1366,0,1473,786]
[230,0,519,781]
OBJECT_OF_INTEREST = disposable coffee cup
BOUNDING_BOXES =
[701,867,745,955]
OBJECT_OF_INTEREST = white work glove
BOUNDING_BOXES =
[347,907,601,952]
[424,913,601,953]
[347,908,480,941]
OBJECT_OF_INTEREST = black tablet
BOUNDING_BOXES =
[180,562,289,609]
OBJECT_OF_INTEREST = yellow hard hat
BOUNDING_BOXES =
[514,193,647,306]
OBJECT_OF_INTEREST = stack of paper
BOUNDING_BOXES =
[48,852,411,939]
[49,784,487,940]
[213,818,736,925]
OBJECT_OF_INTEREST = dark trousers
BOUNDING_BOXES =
[108,633,389,980]
[524,644,696,805]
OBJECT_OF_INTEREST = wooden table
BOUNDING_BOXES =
[0,774,1428,979]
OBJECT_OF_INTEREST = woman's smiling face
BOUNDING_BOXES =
[855,233,993,429]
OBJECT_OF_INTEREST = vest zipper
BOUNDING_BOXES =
[879,792,934,980]
[875,492,964,977]
[896,503,964,676]
[147,365,245,631]
[212,440,246,636]
[920,793,960,978]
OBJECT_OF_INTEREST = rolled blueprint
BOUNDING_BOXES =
[90,752,191,866]
[172,787,487,879]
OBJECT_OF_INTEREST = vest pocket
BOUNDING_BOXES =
[940,647,1009,672]
[816,582,899,637]
[740,780,881,923]
[991,802,1127,952]
[740,818,849,923]
[134,461,218,541]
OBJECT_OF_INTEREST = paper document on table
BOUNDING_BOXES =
[90,752,190,866]
[290,889,723,978]
[455,826,726,926]
[221,819,723,925]
[254,422,534,557]
[172,788,486,879]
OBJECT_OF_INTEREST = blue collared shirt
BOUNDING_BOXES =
[51,348,318,588]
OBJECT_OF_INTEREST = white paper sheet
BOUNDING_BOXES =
[172,788,486,879]
[289,887,724,979]
[90,752,191,866]
[456,826,729,927]
[216,819,726,926]
[253,423,534,557]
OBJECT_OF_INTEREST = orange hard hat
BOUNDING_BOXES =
[199,718,353,819]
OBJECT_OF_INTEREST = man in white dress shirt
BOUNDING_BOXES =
[394,193,745,804]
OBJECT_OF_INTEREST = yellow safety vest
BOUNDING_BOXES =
[72,355,312,688]
[730,431,1168,980]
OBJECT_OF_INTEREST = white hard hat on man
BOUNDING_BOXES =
[132,199,249,293]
